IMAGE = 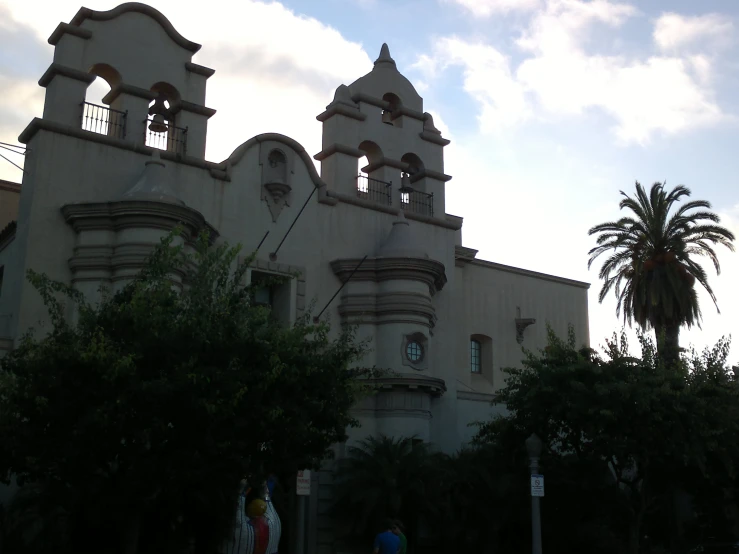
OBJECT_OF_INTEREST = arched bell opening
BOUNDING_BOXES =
[82,63,124,138]
[145,82,186,155]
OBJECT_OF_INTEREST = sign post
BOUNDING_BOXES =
[295,470,311,554]
[531,475,545,497]
[526,434,544,554]
[296,470,311,496]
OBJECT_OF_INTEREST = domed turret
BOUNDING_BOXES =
[121,151,185,206]
[377,211,428,259]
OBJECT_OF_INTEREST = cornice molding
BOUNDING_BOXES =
[313,143,365,161]
[468,258,591,289]
[48,22,92,45]
[456,390,497,403]
[185,62,215,78]
[337,291,437,327]
[38,63,96,87]
[170,99,216,119]
[102,82,157,103]
[419,130,451,146]
[0,179,20,193]
[372,374,447,397]
[17,118,229,180]
[316,103,366,123]
[409,168,452,184]
[61,199,219,241]
[331,257,447,295]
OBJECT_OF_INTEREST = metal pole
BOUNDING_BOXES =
[530,456,543,554]
[295,495,306,554]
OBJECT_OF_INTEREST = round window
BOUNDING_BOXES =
[406,341,423,363]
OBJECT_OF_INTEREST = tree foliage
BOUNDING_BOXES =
[0,231,373,554]
[474,326,739,554]
[588,181,735,364]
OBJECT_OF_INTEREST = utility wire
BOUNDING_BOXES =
[0,141,26,153]
[0,152,24,173]
[0,144,26,156]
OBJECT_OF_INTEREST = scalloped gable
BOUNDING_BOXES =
[68,2,201,53]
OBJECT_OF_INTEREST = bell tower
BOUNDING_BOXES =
[315,44,451,218]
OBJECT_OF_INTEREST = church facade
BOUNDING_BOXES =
[0,3,589,551]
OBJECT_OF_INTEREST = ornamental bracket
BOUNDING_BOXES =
[515,318,536,344]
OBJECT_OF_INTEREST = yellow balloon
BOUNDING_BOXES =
[246,499,267,518]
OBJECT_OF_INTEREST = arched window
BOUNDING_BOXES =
[470,339,482,373]
[82,64,124,138]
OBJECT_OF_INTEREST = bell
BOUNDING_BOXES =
[382,110,393,125]
[399,173,412,192]
[149,113,168,133]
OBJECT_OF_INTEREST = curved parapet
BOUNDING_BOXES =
[222,132,328,191]
[56,2,201,52]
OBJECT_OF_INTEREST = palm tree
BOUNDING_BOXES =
[332,435,433,551]
[588,182,735,365]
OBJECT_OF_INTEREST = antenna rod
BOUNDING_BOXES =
[270,186,317,261]
[314,255,368,323]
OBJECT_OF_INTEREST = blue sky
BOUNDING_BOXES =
[1,0,737,363]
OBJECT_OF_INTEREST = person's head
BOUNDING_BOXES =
[384,518,395,532]
[393,520,405,535]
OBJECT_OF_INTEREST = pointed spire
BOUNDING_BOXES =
[374,43,396,68]
[121,151,185,206]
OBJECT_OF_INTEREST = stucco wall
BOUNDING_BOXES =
[0,181,20,231]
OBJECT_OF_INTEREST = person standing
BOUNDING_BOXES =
[373,519,401,554]
[392,521,407,554]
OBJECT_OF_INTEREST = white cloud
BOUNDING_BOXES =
[445,0,541,17]
[414,38,530,132]
[417,0,724,145]
[654,12,733,53]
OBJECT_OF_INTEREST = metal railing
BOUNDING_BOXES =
[356,175,392,205]
[401,189,434,217]
[144,119,188,156]
[80,102,127,139]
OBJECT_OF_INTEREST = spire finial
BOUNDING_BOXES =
[374,43,396,67]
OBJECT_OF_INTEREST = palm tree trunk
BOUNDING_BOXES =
[655,323,681,367]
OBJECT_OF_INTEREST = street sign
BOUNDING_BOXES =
[531,474,544,497]
[296,469,311,496]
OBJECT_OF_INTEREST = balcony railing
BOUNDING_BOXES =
[401,189,434,217]
[356,174,392,205]
[144,118,188,156]
[80,102,127,139]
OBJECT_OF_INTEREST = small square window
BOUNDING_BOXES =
[470,339,481,373]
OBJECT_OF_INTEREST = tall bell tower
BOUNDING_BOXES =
[314,44,451,217]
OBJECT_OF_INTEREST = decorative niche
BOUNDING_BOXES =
[259,142,295,222]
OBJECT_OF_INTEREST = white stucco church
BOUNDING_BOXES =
[0,3,590,551]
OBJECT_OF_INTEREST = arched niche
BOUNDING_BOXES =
[265,149,288,184]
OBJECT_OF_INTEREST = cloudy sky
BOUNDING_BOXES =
[1,0,737,364]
